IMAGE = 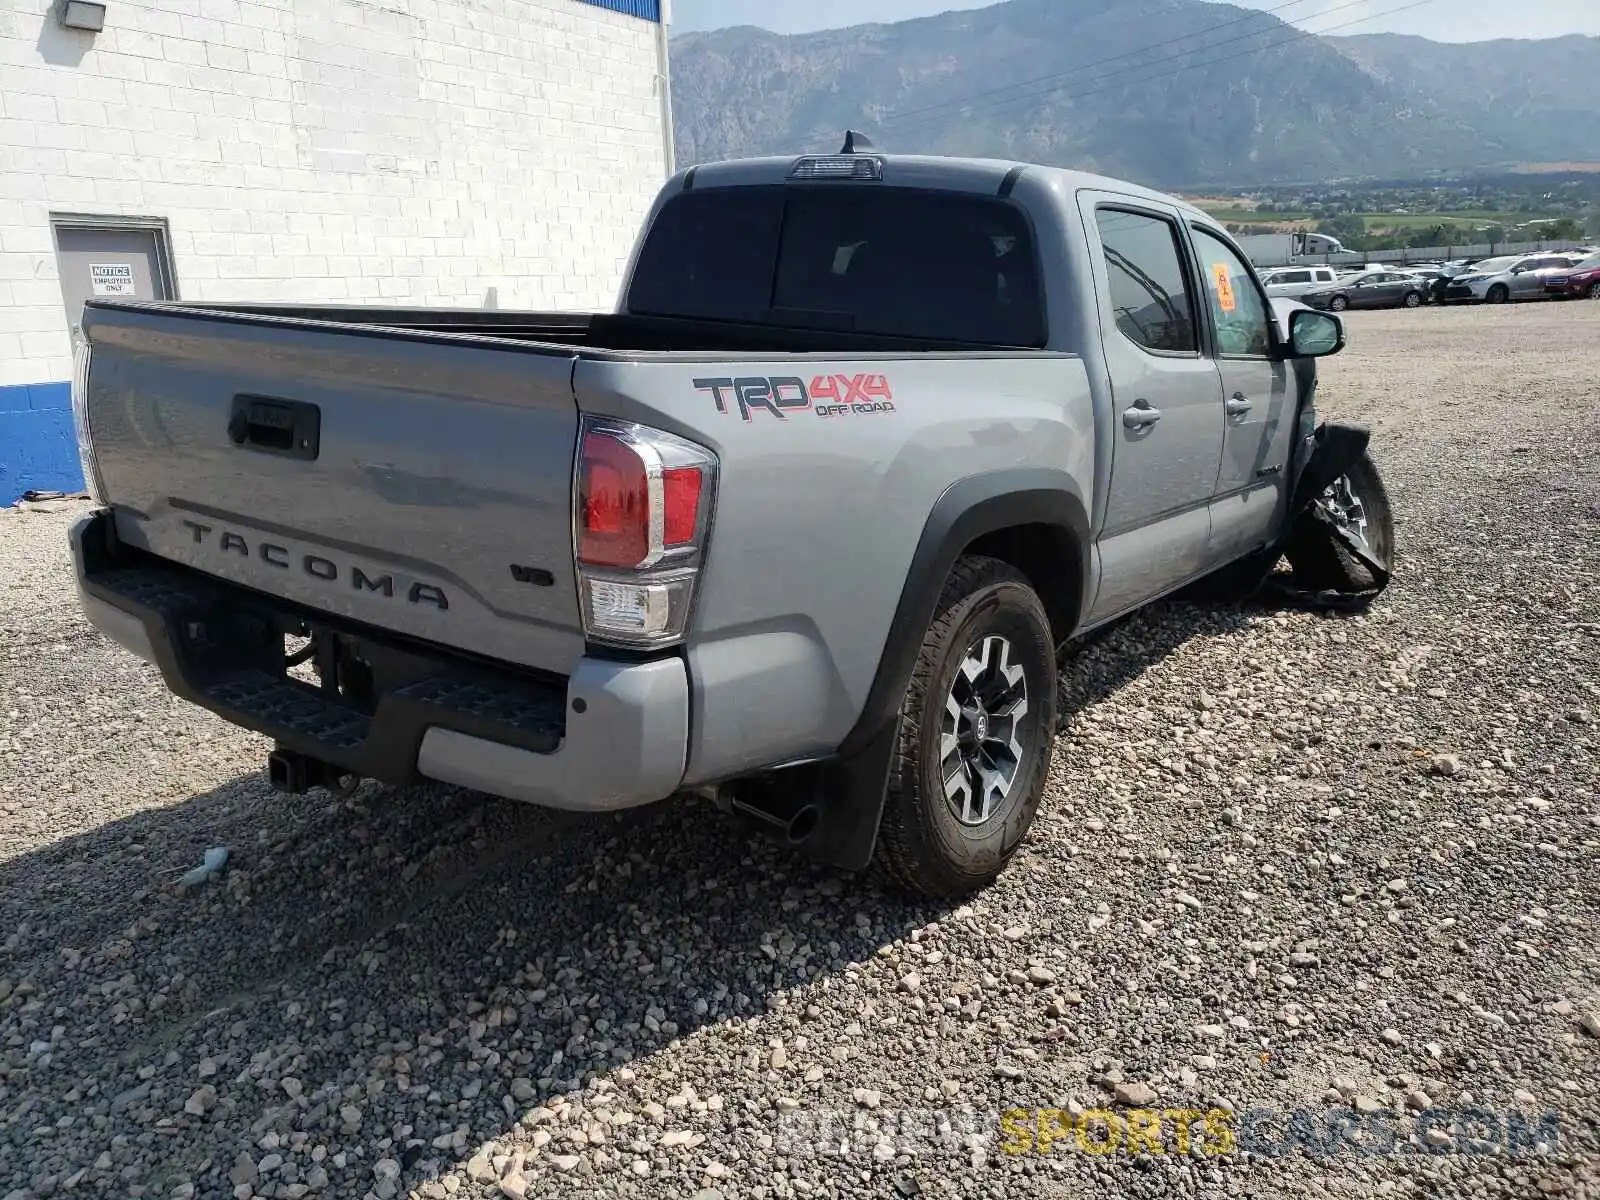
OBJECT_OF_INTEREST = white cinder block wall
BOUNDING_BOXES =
[0,0,668,494]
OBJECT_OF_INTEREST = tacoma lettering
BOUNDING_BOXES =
[175,523,445,609]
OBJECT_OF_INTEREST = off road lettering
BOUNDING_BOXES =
[699,374,896,421]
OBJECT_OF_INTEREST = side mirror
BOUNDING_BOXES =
[1286,308,1344,359]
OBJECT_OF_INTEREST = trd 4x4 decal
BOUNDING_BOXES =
[695,374,896,421]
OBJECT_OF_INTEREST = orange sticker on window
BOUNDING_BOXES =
[1212,263,1237,312]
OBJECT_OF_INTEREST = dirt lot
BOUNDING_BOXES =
[1,301,1598,1200]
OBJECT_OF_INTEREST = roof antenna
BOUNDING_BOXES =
[840,129,875,155]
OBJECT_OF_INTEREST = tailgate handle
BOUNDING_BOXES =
[228,395,320,461]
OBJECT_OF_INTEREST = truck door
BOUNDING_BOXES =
[1188,224,1296,561]
[1079,197,1225,623]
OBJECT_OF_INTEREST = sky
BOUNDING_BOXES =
[671,0,1600,42]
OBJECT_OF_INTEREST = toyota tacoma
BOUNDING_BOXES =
[68,135,1393,897]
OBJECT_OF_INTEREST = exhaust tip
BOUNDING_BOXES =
[786,805,821,845]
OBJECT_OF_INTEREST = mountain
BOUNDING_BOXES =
[669,0,1600,186]
[1328,33,1600,168]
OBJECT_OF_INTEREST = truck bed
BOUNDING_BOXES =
[79,299,1064,688]
[153,301,1027,356]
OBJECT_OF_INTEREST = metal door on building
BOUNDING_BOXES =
[52,220,177,344]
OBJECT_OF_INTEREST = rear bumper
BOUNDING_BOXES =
[70,511,687,812]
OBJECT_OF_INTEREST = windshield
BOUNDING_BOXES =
[1471,257,1518,274]
[1576,253,1600,269]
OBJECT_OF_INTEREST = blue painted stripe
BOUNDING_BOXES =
[0,382,85,501]
[576,0,660,21]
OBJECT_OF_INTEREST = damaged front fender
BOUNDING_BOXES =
[1290,422,1372,519]
[1268,421,1393,608]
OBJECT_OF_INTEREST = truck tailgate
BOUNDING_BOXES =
[81,303,587,676]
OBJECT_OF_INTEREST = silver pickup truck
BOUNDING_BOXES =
[69,135,1393,897]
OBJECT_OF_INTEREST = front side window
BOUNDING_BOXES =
[1093,208,1197,354]
[1191,226,1274,358]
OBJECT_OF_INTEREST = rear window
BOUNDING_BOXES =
[627,185,1046,347]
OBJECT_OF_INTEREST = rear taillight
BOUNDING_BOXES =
[69,334,105,505]
[574,417,717,649]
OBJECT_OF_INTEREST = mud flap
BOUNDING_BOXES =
[796,721,898,872]
[1262,421,1392,611]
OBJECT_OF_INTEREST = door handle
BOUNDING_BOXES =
[1123,400,1162,429]
[1226,394,1253,416]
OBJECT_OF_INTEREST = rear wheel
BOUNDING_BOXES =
[1285,451,1395,595]
[873,556,1057,898]
[1486,284,1509,304]
[1328,295,1349,312]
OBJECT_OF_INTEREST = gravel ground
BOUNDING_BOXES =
[2,300,1598,1200]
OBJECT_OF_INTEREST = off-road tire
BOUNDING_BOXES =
[872,556,1057,898]
[1285,451,1395,594]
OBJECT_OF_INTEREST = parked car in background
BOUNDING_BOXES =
[1301,269,1427,312]
[1444,254,1578,304]
[1426,264,1474,304]
[1396,267,1449,303]
[1543,253,1600,300]
[1261,265,1341,300]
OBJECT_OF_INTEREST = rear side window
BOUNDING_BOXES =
[1093,208,1197,354]
[627,185,1045,347]
[1276,270,1312,285]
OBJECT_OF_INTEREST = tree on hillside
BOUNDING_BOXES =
[1407,224,1450,249]
[1317,215,1367,243]
[1539,217,1583,242]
